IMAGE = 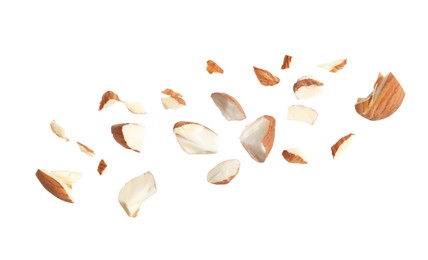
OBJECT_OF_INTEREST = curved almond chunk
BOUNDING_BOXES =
[293,76,324,100]
[318,59,347,72]
[331,133,354,159]
[253,66,280,86]
[281,55,292,70]
[50,120,69,142]
[76,141,95,157]
[211,92,246,121]
[240,115,275,162]
[97,159,107,175]
[206,60,224,74]
[207,159,240,185]
[111,123,145,153]
[282,148,308,164]
[35,169,82,203]
[287,105,318,125]
[118,171,157,218]
[161,89,186,110]
[99,90,121,110]
[173,121,218,154]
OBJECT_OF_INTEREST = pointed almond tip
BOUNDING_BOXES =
[76,141,96,157]
[97,159,107,175]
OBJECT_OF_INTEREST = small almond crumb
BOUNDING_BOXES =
[253,66,280,86]
[97,159,107,175]
[76,141,95,157]
[206,60,224,74]
[281,55,292,69]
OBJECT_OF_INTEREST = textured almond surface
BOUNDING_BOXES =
[293,76,324,100]
[76,141,95,157]
[97,159,107,175]
[35,169,81,203]
[253,66,280,86]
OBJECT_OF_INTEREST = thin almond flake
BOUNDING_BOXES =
[97,159,107,175]
[331,133,354,159]
[253,66,280,86]
[76,141,95,157]
[161,89,186,110]
[207,159,240,185]
[318,59,347,73]
[282,148,308,164]
[281,55,292,69]
[211,92,246,121]
[50,120,69,142]
[206,60,224,74]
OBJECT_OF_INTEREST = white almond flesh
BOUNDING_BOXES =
[282,148,308,164]
[111,123,146,153]
[173,122,218,154]
[76,141,95,157]
[161,89,186,110]
[287,105,318,125]
[331,133,354,159]
[207,159,240,185]
[99,90,121,110]
[50,120,69,142]
[293,76,324,100]
[35,169,81,203]
[123,101,147,114]
[211,92,246,121]
[318,59,347,73]
[240,115,275,162]
[118,171,157,218]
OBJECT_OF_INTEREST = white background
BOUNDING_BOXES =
[1,1,427,259]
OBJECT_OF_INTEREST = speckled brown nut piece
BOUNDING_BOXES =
[253,66,280,86]
[281,55,292,69]
[206,60,224,74]
[97,159,107,175]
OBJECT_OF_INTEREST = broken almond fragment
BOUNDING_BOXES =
[331,133,354,159]
[240,115,275,162]
[35,169,82,203]
[173,121,218,154]
[111,123,145,153]
[355,72,405,120]
[97,159,107,175]
[253,66,280,86]
[50,120,69,142]
[281,55,292,69]
[293,76,324,100]
[161,89,186,110]
[282,148,308,164]
[99,90,121,110]
[206,60,224,74]
[318,58,347,73]
[287,105,318,125]
[207,159,240,185]
[211,92,246,121]
[122,101,147,115]
[118,171,157,218]
[76,141,95,157]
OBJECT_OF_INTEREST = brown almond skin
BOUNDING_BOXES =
[111,123,140,152]
[97,159,107,175]
[330,59,347,72]
[206,60,224,74]
[281,55,292,70]
[162,88,186,105]
[331,133,354,158]
[36,169,73,203]
[77,141,95,156]
[253,67,280,86]
[282,150,307,164]
[262,115,276,159]
[99,91,121,110]
[213,175,237,185]
[293,77,324,92]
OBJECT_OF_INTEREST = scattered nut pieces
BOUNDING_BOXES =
[331,133,354,159]
[206,60,224,74]
[161,89,186,110]
[50,120,69,142]
[240,115,276,163]
[35,169,82,203]
[111,123,146,153]
[211,92,246,121]
[281,55,292,69]
[287,105,318,125]
[282,148,308,164]
[173,121,218,154]
[318,58,347,73]
[76,141,95,157]
[355,72,405,120]
[118,171,157,218]
[293,76,324,100]
[253,66,280,86]
[97,159,107,175]
[207,159,240,185]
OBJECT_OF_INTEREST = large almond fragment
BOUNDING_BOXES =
[118,171,157,218]
[355,72,405,120]
[282,148,308,164]
[99,90,121,110]
[173,121,218,154]
[211,92,246,121]
[161,89,186,110]
[287,105,318,125]
[97,159,107,175]
[318,59,347,73]
[331,133,354,159]
[50,120,69,142]
[253,66,280,86]
[76,141,95,157]
[281,55,292,69]
[206,60,224,74]
[293,76,324,100]
[240,115,275,162]
[207,159,240,185]
[35,169,82,203]
[111,123,145,153]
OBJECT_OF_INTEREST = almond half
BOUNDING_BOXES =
[287,105,318,125]
[355,72,405,120]
[318,59,347,73]
[206,60,224,74]
[161,88,186,110]
[331,133,354,159]
[50,120,69,142]
[118,171,157,218]
[173,121,218,154]
[240,115,275,162]
[35,169,82,203]
[281,55,292,70]
[207,159,240,185]
[282,148,308,164]
[211,92,246,121]
[293,76,324,100]
[253,66,280,86]
[111,123,146,153]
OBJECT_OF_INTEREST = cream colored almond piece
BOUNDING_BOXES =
[111,123,145,153]
[355,72,405,121]
[281,55,292,69]
[76,141,95,157]
[331,133,354,159]
[318,59,347,73]
[35,169,82,203]
[253,66,280,86]
[282,148,308,164]
[97,159,107,175]
[161,89,186,110]
[240,115,275,163]
[206,60,224,74]
[211,92,246,121]
[50,120,69,142]
[122,101,147,114]
[118,171,157,218]
[173,121,218,154]
[99,90,121,110]
[207,159,240,185]
[287,105,318,125]
[293,76,324,100]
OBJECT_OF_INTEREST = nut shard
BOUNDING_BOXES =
[76,141,95,157]
[161,88,186,110]
[173,121,219,154]
[50,120,69,142]
[253,66,280,86]
[35,169,82,203]
[97,159,107,175]
[287,105,318,125]
[281,55,292,70]
[282,148,308,164]
[293,76,324,100]
[111,123,146,153]
[206,60,224,74]
[318,59,347,73]
[331,133,354,159]
[207,159,240,185]
[211,92,246,121]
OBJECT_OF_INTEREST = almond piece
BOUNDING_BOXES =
[207,159,240,185]
[355,72,405,120]
[293,76,324,100]
[122,101,147,115]
[282,148,308,164]
[111,123,146,153]
[206,60,224,74]
[211,92,246,121]
[281,55,292,69]
[76,141,95,157]
[318,59,347,73]
[50,120,69,142]
[118,171,157,218]
[99,90,121,110]
[35,169,82,203]
[97,159,107,175]
[161,89,186,110]
[287,105,318,125]
[331,133,354,159]
[240,115,275,162]
[173,121,218,154]
[253,66,280,86]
